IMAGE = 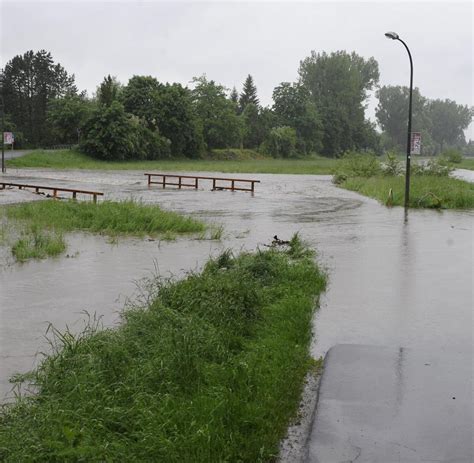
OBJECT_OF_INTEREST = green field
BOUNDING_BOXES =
[0,238,327,462]
[7,149,339,174]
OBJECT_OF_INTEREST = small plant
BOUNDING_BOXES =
[12,226,66,262]
[383,152,403,176]
[412,158,453,177]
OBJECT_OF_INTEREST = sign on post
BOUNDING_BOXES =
[3,132,14,145]
[410,132,421,155]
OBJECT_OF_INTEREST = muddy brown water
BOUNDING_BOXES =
[1,168,472,402]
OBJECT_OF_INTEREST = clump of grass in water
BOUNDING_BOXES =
[6,199,206,237]
[0,234,327,462]
[11,225,66,262]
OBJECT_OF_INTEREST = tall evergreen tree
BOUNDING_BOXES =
[1,50,76,146]
[239,75,259,111]
[230,87,239,105]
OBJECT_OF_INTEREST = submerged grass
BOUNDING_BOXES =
[7,149,338,174]
[11,226,66,262]
[0,237,327,462]
[5,199,206,237]
[342,175,474,209]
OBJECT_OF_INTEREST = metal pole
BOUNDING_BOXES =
[397,38,413,208]
[1,102,4,174]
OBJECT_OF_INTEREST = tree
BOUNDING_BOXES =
[239,74,259,112]
[96,75,122,107]
[192,76,241,150]
[47,93,93,144]
[262,126,297,158]
[299,51,379,156]
[427,99,473,152]
[80,101,170,161]
[230,87,239,105]
[122,76,204,158]
[376,85,432,153]
[272,82,323,154]
[1,50,77,146]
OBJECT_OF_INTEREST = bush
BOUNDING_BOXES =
[262,126,297,158]
[383,152,403,176]
[440,148,463,164]
[412,158,453,177]
[333,151,382,184]
[80,102,170,161]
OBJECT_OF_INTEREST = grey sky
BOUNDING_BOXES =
[1,1,473,137]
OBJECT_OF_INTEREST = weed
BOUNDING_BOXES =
[11,225,66,262]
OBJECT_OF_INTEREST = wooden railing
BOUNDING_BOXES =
[0,182,104,203]
[144,173,260,193]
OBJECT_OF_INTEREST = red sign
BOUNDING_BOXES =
[410,132,421,155]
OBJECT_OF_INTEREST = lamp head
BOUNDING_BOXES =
[385,31,399,40]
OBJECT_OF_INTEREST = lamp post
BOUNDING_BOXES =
[385,31,413,208]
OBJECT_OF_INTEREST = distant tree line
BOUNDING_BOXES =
[1,49,472,159]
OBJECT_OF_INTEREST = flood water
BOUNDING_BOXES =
[1,168,473,400]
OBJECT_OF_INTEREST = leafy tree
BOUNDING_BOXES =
[122,76,204,158]
[1,50,77,146]
[376,86,432,153]
[80,101,170,161]
[427,99,473,152]
[96,75,122,107]
[262,126,297,158]
[47,93,93,144]
[272,82,323,154]
[121,75,161,128]
[192,76,241,150]
[299,51,379,156]
[239,74,259,112]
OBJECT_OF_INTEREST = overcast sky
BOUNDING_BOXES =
[1,1,472,137]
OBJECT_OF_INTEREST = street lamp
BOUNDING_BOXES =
[385,31,413,208]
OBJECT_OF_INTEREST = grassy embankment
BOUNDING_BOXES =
[7,149,339,174]
[334,153,474,209]
[0,237,327,462]
[4,200,207,261]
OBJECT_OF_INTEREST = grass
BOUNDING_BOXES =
[0,236,327,462]
[342,175,474,209]
[459,158,474,170]
[7,149,339,174]
[11,226,66,262]
[5,199,206,237]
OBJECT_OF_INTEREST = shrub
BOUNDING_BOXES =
[440,148,463,164]
[333,151,382,184]
[412,158,453,177]
[80,102,170,161]
[383,152,403,176]
[262,126,297,158]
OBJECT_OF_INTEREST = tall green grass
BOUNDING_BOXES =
[11,225,66,262]
[0,238,327,462]
[6,200,206,237]
[7,149,338,174]
[343,175,474,209]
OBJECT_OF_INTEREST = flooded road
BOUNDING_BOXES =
[1,168,472,400]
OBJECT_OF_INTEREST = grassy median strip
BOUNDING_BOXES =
[0,236,327,462]
[342,175,474,209]
[334,152,474,209]
[7,149,338,174]
[6,199,206,237]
